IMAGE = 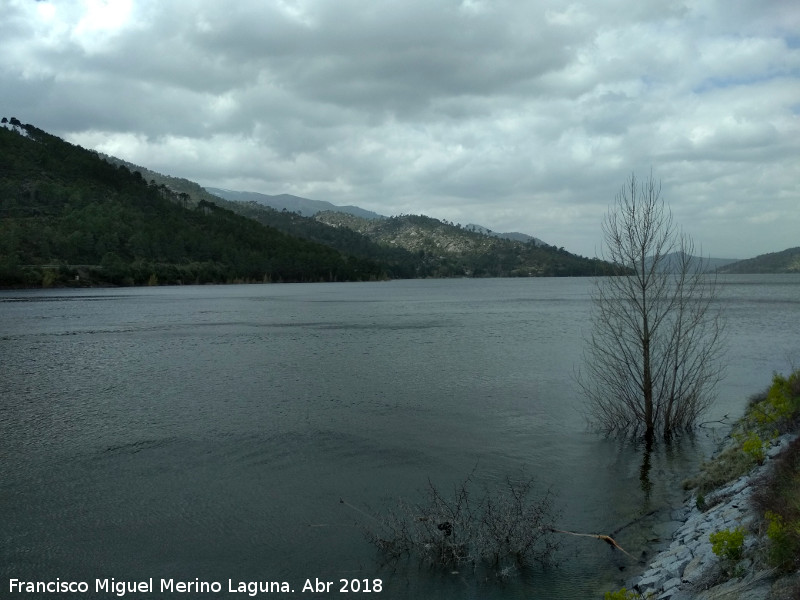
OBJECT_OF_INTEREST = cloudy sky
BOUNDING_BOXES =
[3,0,798,258]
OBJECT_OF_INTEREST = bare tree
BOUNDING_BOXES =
[580,173,725,441]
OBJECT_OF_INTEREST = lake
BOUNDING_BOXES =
[2,275,798,599]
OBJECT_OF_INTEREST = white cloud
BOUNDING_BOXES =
[2,0,798,258]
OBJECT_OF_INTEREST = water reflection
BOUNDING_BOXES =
[639,440,653,500]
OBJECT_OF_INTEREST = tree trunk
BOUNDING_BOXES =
[643,346,654,441]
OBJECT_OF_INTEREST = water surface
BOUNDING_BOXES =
[2,276,798,599]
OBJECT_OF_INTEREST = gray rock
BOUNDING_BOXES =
[664,591,694,600]
[638,571,667,591]
[681,554,710,585]
[638,567,660,582]
[767,443,785,459]
[659,577,682,595]
[694,578,772,600]
[726,476,749,495]
[694,541,714,562]
[664,555,692,579]
[743,581,775,600]
[665,545,692,561]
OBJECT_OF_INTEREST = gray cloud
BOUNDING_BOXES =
[2,0,798,258]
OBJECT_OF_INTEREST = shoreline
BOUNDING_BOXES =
[626,432,799,600]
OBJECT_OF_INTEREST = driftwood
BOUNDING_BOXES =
[546,527,637,561]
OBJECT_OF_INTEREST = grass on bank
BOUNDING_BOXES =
[682,370,800,495]
[682,369,800,573]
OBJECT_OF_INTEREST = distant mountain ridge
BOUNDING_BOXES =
[206,188,385,220]
[207,187,545,246]
[644,252,741,273]
[465,223,547,247]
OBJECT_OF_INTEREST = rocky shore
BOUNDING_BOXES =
[629,433,799,600]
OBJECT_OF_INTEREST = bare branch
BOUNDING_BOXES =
[579,172,726,440]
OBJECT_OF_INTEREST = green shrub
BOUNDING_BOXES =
[695,493,706,511]
[788,369,800,399]
[746,371,800,428]
[765,510,800,570]
[741,431,769,464]
[709,527,745,561]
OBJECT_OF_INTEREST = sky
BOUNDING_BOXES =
[2,0,799,259]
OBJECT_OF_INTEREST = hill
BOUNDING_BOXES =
[99,158,423,278]
[206,187,384,220]
[100,159,613,278]
[717,247,800,274]
[703,256,741,271]
[464,223,548,247]
[0,121,385,287]
[208,186,550,246]
[644,252,741,273]
[314,211,615,277]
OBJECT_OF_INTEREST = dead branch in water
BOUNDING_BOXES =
[546,528,637,561]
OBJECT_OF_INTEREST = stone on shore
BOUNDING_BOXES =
[625,433,798,600]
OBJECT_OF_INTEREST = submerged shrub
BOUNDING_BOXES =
[363,472,561,577]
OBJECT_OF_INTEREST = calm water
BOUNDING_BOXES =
[2,276,798,599]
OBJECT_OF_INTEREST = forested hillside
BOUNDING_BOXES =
[0,122,385,287]
[717,247,800,274]
[102,156,616,278]
[100,156,423,278]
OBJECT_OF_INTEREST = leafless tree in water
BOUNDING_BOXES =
[580,172,726,442]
